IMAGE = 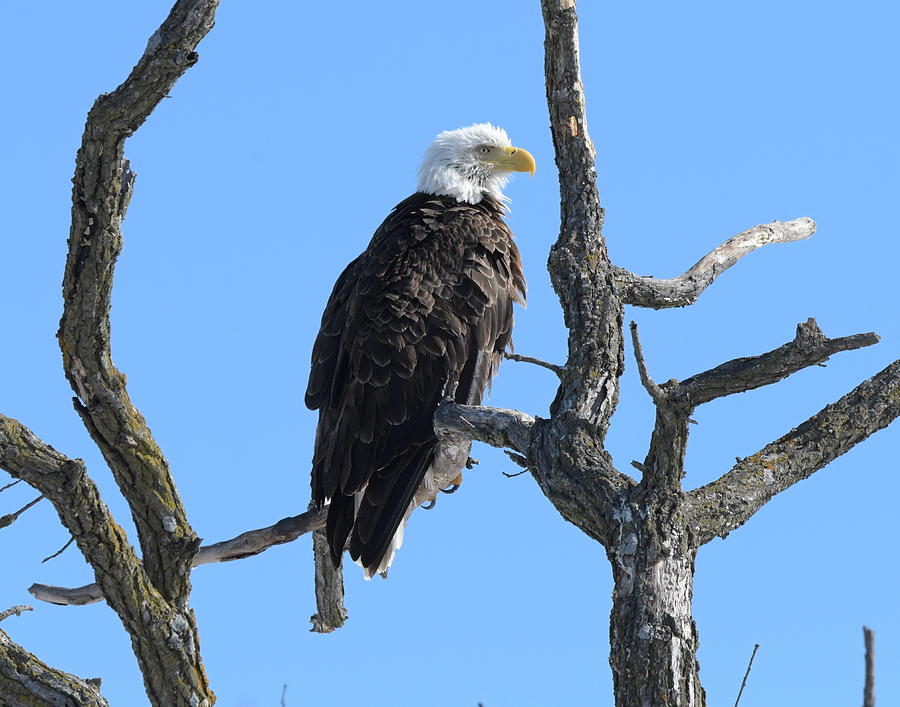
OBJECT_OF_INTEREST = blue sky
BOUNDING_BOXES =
[1,1,898,705]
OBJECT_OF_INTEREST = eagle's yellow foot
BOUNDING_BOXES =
[440,471,463,494]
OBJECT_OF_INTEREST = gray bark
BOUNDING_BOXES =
[0,626,109,707]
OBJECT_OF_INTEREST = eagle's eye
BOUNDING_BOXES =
[477,145,492,156]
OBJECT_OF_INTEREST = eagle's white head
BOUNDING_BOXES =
[417,123,536,204]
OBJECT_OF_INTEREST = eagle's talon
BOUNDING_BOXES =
[421,499,436,510]
[441,470,464,493]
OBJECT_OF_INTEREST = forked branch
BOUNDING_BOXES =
[687,359,900,545]
[679,319,878,406]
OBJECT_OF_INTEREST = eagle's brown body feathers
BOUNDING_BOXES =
[306,192,525,575]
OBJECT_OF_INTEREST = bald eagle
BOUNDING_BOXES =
[306,124,533,578]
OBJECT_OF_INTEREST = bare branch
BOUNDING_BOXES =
[614,218,816,308]
[0,606,32,623]
[0,415,148,595]
[0,412,217,700]
[434,403,536,454]
[0,479,21,493]
[629,322,692,489]
[29,452,488,608]
[864,627,875,707]
[687,359,900,545]
[734,643,760,707]
[0,494,44,530]
[503,352,565,377]
[679,319,879,407]
[0,628,109,706]
[30,508,328,606]
[58,0,220,602]
[42,535,76,563]
[28,583,105,607]
[310,527,347,634]
[195,508,327,566]
[629,321,665,404]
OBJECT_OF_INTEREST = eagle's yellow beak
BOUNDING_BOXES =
[494,146,536,176]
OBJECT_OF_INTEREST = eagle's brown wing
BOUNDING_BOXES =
[306,192,525,575]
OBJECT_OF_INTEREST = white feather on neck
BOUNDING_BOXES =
[416,123,513,205]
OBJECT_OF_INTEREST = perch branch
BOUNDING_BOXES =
[434,403,536,454]
[614,218,816,308]
[687,359,900,545]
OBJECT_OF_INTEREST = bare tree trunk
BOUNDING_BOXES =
[608,496,703,705]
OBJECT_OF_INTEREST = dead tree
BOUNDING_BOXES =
[0,2,220,704]
[0,1,897,705]
[436,3,900,705]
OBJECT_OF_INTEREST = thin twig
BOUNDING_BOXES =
[0,479,21,493]
[863,626,875,707]
[42,535,76,563]
[281,683,288,707]
[629,322,665,403]
[734,643,760,707]
[503,351,565,377]
[502,469,529,478]
[0,495,44,529]
[0,605,33,623]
